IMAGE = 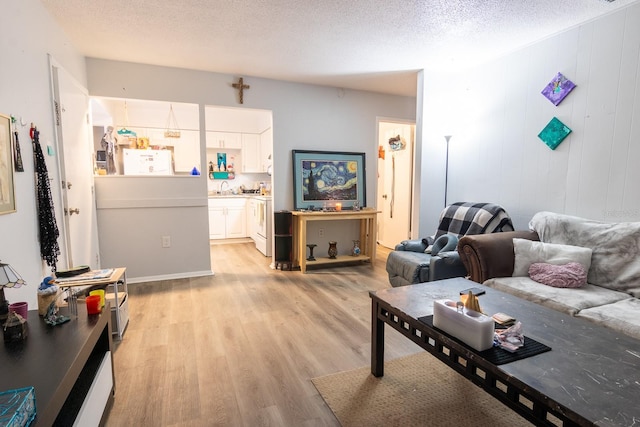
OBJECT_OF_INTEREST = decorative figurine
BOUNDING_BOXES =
[328,241,338,259]
[100,126,117,174]
[306,244,317,261]
[44,302,70,326]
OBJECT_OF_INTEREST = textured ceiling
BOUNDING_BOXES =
[40,0,637,96]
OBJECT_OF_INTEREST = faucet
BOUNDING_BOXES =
[219,180,229,194]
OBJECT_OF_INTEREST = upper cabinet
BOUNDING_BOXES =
[206,131,241,149]
[205,105,273,174]
[260,127,273,173]
[241,133,261,172]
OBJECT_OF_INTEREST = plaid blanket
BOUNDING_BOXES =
[429,202,514,241]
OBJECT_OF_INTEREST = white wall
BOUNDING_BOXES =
[87,59,417,259]
[0,1,87,307]
[419,3,640,234]
[94,177,211,280]
[86,59,417,212]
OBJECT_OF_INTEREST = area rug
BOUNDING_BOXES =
[312,352,533,427]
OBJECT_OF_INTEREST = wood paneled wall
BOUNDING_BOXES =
[419,3,640,232]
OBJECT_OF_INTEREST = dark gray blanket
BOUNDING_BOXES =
[425,202,513,243]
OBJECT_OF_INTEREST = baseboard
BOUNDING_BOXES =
[126,270,214,284]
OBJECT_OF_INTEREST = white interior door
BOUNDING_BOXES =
[376,121,414,249]
[50,58,100,269]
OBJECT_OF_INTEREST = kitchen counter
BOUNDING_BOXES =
[208,192,271,199]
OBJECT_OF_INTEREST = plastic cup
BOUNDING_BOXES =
[9,302,28,320]
[86,295,101,315]
[90,289,105,308]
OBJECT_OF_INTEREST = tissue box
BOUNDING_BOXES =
[433,299,494,351]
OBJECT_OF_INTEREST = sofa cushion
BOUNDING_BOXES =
[576,298,640,341]
[627,288,640,298]
[483,276,630,315]
[512,238,592,277]
[530,212,640,292]
[528,262,587,288]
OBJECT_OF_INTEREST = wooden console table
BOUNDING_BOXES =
[292,209,379,273]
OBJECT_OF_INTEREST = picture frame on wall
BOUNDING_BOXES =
[292,149,366,211]
[0,113,16,215]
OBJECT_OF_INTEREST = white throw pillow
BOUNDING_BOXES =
[512,238,592,277]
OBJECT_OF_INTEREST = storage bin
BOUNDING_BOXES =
[0,386,36,427]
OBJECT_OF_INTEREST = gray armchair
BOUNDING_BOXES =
[385,202,514,287]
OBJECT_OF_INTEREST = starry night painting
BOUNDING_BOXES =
[292,150,366,210]
[303,159,357,201]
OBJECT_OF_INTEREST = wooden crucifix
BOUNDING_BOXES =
[232,77,250,104]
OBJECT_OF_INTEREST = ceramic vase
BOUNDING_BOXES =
[328,241,338,259]
[352,240,361,256]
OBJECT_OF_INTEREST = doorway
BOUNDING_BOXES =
[376,119,415,249]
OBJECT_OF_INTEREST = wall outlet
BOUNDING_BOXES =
[318,228,325,238]
[161,235,171,248]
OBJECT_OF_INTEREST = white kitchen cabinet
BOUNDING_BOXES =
[260,128,272,173]
[208,204,226,239]
[241,133,261,172]
[208,197,247,239]
[206,131,241,149]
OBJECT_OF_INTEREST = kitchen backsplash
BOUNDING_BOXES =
[207,172,271,193]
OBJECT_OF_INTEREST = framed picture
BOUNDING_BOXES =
[0,113,16,215]
[541,72,576,106]
[292,149,366,211]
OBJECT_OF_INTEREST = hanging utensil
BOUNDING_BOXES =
[10,116,24,172]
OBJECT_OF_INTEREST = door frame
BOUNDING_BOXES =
[375,117,417,247]
[48,55,101,270]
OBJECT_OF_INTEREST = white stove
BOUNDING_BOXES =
[253,196,272,256]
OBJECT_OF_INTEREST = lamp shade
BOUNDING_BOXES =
[0,260,26,288]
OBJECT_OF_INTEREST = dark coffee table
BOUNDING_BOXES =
[370,278,640,426]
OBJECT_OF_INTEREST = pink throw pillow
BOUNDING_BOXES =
[528,262,587,288]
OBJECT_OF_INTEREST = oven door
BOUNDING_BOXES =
[256,199,267,238]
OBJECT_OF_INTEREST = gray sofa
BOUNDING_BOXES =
[458,211,640,341]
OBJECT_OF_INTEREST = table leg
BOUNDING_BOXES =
[371,298,385,377]
[112,281,122,340]
[300,218,307,273]
[368,217,376,268]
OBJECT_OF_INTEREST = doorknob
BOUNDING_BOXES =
[62,181,72,189]
[382,194,388,199]
[65,208,80,216]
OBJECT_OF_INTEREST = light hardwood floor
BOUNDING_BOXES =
[105,243,421,426]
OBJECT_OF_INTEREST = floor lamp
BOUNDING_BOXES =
[444,135,452,207]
